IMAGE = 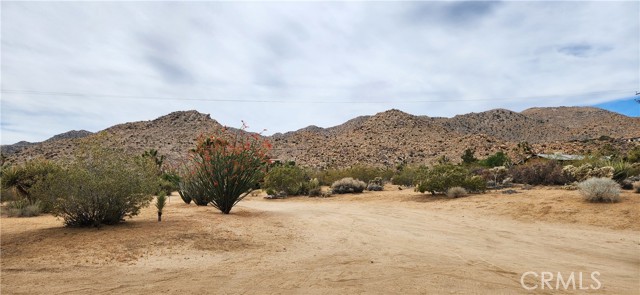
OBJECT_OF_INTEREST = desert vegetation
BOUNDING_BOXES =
[578,177,621,203]
[179,126,272,214]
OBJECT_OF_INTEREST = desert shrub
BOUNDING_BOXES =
[480,151,511,168]
[3,199,42,217]
[313,165,392,186]
[625,146,640,163]
[510,161,573,185]
[264,165,309,196]
[461,148,478,164]
[331,177,366,194]
[367,177,384,191]
[602,160,640,183]
[463,175,487,193]
[446,187,468,198]
[158,170,180,196]
[185,127,271,214]
[1,160,62,212]
[308,178,321,197]
[577,178,621,203]
[634,181,640,193]
[415,165,484,195]
[42,140,158,227]
[391,165,427,186]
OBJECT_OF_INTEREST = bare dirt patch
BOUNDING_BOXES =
[1,188,638,294]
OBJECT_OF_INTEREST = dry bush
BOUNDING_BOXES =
[3,199,42,217]
[446,187,468,198]
[577,178,621,203]
[331,177,366,194]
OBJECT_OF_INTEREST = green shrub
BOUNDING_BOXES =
[602,160,640,183]
[4,199,42,217]
[578,178,621,203]
[263,165,308,196]
[185,128,271,214]
[391,165,428,186]
[331,177,366,194]
[415,165,486,195]
[480,151,511,168]
[42,140,158,226]
[463,175,487,193]
[461,148,478,164]
[312,165,393,186]
[1,159,61,212]
[446,187,468,198]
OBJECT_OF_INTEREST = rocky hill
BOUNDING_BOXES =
[1,130,93,157]
[3,107,639,168]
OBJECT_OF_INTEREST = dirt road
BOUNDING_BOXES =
[2,189,639,294]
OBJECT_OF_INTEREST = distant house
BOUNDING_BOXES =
[531,153,611,162]
[535,153,585,161]
[622,137,640,143]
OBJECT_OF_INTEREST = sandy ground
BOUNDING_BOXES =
[1,187,639,294]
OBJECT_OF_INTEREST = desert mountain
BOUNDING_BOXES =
[3,107,639,168]
[1,130,93,157]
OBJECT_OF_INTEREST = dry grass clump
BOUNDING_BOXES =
[446,187,468,198]
[331,177,366,194]
[3,199,42,217]
[577,177,621,203]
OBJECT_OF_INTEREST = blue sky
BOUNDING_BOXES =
[593,98,640,117]
[1,1,638,144]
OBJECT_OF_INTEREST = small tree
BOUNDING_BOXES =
[481,151,511,168]
[461,149,478,164]
[185,125,271,214]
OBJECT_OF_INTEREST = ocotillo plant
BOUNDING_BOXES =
[184,123,271,214]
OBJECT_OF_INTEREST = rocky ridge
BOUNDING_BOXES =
[3,107,639,168]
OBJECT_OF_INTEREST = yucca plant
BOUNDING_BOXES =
[155,192,167,222]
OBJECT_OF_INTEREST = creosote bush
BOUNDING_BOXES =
[446,187,468,198]
[263,164,309,196]
[43,137,158,226]
[331,177,366,194]
[577,177,621,203]
[415,165,486,195]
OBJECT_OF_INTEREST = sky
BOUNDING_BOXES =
[1,1,639,145]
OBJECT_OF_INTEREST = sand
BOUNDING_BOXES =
[1,187,639,294]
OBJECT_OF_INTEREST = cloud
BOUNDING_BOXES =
[1,1,638,144]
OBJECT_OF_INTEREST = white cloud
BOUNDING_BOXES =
[1,1,638,144]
